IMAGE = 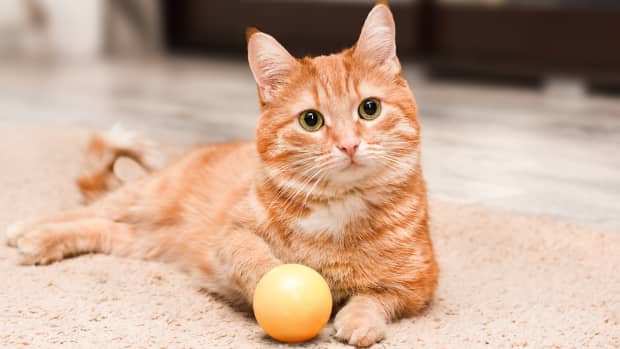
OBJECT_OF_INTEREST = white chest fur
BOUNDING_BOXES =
[292,195,368,239]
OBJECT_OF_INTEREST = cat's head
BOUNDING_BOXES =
[248,2,420,195]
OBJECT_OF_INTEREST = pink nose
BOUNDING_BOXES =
[337,141,360,158]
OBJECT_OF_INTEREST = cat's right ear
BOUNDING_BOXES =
[247,28,298,103]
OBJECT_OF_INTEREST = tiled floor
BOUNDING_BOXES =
[0,56,618,230]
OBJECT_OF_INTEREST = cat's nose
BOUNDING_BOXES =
[337,140,360,158]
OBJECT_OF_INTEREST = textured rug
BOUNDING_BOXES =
[1,128,618,348]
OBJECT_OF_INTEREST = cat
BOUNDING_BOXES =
[5,1,438,346]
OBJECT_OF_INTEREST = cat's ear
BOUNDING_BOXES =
[354,2,401,75]
[247,27,299,102]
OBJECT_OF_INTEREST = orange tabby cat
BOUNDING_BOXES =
[5,2,437,346]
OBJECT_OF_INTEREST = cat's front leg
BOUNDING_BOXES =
[335,287,434,347]
[334,286,435,346]
[200,226,283,305]
[333,294,391,347]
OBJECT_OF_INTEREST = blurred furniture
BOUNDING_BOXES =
[429,1,620,88]
[163,0,424,58]
[0,0,54,61]
[163,0,620,89]
[105,0,162,57]
[0,0,162,61]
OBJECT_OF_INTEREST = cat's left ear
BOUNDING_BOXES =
[247,27,299,103]
[354,2,401,75]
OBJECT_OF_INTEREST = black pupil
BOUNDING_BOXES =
[304,111,319,127]
[363,99,377,115]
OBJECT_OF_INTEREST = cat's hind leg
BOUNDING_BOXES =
[11,217,137,265]
[5,207,94,247]
[6,196,142,265]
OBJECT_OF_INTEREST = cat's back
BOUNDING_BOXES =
[143,141,259,223]
[177,140,258,191]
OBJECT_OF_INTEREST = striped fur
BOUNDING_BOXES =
[5,2,437,347]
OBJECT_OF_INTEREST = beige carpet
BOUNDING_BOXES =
[1,128,619,348]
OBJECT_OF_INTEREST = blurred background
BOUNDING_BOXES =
[0,0,618,230]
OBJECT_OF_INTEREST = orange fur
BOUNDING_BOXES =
[6,3,437,347]
[245,26,260,42]
[76,124,161,204]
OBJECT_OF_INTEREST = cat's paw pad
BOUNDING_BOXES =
[16,230,64,265]
[5,221,27,247]
[334,305,386,347]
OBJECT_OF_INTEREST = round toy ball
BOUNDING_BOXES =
[253,264,332,343]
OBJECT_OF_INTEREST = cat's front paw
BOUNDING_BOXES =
[15,229,65,265]
[334,300,387,347]
[5,221,27,247]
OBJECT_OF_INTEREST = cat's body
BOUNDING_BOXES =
[6,2,438,346]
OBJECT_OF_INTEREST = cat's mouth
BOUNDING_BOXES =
[346,161,361,169]
[344,157,361,169]
[341,158,369,174]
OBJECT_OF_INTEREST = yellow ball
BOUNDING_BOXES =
[253,264,332,343]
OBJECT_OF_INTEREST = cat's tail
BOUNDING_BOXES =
[76,123,163,204]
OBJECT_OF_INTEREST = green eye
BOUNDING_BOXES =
[299,110,324,131]
[358,98,381,120]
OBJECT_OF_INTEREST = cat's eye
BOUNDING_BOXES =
[358,98,381,120]
[299,110,324,131]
